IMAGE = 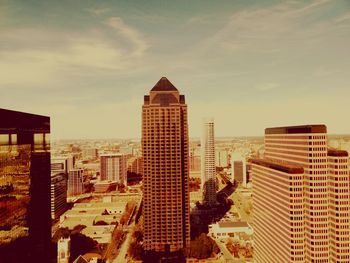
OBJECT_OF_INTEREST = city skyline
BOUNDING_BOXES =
[1,0,350,139]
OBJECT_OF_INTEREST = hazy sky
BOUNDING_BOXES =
[1,0,350,139]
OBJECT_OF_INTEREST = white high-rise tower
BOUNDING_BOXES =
[201,118,217,205]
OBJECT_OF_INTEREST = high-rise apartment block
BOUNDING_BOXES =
[201,118,217,205]
[67,169,84,196]
[252,125,350,262]
[0,108,51,262]
[100,153,127,185]
[51,173,68,219]
[142,77,190,254]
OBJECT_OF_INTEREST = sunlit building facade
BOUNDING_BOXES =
[142,77,190,254]
[327,149,350,262]
[253,125,350,263]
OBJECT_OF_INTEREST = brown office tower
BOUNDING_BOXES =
[142,77,190,259]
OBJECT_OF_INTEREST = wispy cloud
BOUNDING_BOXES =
[198,0,337,53]
[0,16,150,88]
[106,17,149,57]
[86,7,110,16]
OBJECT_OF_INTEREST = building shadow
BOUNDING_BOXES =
[190,181,237,239]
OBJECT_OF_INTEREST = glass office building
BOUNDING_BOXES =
[0,108,51,262]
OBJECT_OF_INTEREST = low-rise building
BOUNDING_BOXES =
[209,221,253,239]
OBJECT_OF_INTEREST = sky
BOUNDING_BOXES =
[1,0,350,139]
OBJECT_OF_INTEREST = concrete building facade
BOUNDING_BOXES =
[252,125,350,262]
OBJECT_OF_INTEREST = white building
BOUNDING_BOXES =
[57,237,70,263]
[215,149,229,167]
[201,118,217,205]
[100,153,127,185]
[209,221,253,239]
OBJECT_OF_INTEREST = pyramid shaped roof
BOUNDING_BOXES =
[151,77,178,92]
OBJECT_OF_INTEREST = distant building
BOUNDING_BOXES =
[100,153,127,185]
[253,125,350,262]
[94,181,117,193]
[127,156,143,176]
[82,148,98,160]
[232,160,247,187]
[201,118,217,205]
[246,162,252,183]
[52,155,75,174]
[0,108,51,262]
[119,145,134,156]
[51,157,69,174]
[215,149,229,167]
[57,237,70,263]
[127,156,143,184]
[68,169,84,196]
[51,173,68,219]
[189,147,201,171]
[142,77,190,254]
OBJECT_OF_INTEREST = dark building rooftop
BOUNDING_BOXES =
[0,108,50,133]
[218,221,250,228]
[151,77,178,92]
[265,124,327,135]
[328,148,348,157]
[250,158,304,174]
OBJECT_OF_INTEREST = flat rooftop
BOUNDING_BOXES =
[328,148,348,157]
[250,158,304,174]
[0,108,50,133]
[218,221,249,228]
[265,124,327,135]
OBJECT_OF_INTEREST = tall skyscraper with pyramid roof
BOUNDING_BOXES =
[142,77,190,255]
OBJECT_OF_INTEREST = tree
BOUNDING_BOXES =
[71,224,87,235]
[186,233,219,259]
[70,233,97,262]
[52,227,71,242]
[128,239,143,260]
